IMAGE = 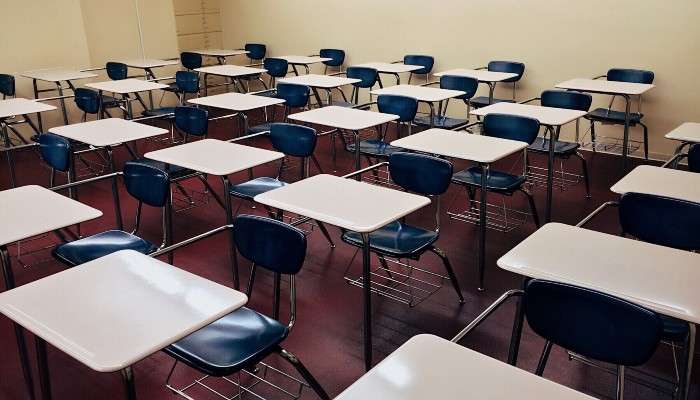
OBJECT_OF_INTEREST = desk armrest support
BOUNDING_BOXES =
[575,201,619,228]
[342,161,389,179]
[519,97,540,105]
[451,289,524,343]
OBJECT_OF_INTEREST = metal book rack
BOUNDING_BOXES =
[448,198,532,233]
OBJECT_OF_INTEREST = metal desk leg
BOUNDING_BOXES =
[121,367,137,400]
[221,176,240,290]
[507,278,527,365]
[98,90,105,120]
[311,88,324,108]
[203,74,209,96]
[36,337,51,400]
[427,102,435,129]
[544,126,559,223]
[679,323,696,400]
[239,112,249,137]
[292,65,300,76]
[392,73,400,85]
[621,94,631,170]
[1,246,37,400]
[32,79,44,132]
[478,163,489,291]
[144,69,155,109]
[487,82,496,105]
[2,122,18,188]
[360,232,373,371]
[326,88,333,107]
[55,82,69,125]
[353,130,361,180]
[106,147,124,230]
[377,75,384,89]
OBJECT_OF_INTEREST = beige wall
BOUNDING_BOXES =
[220,0,700,158]
[1,0,179,131]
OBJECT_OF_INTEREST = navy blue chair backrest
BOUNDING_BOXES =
[525,279,663,366]
[440,75,478,100]
[74,88,101,114]
[607,68,654,84]
[0,74,15,97]
[377,94,418,122]
[346,67,378,88]
[264,58,289,78]
[276,83,310,108]
[269,123,317,158]
[38,133,71,172]
[234,214,307,275]
[688,144,700,173]
[175,71,199,93]
[619,192,700,251]
[541,90,592,112]
[404,55,434,75]
[180,52,203,70]
[320,49,345,67]
[122,161,170,208]
[175,106,208,137]
[483,113,540,144]
[389,152,453,196]
[106,62,128,80]
[245,43,266,61]
[488,61,525,83]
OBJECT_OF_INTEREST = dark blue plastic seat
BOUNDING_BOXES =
[586,68,654,159]
[231,123,316,200]
[688,144,700,173]
[248,84,310,134]
[38,134,71,173]
[0,74,15,99]
[163,215,329,399]
[341,152,464,303]
[52,161,170,267]
[143,73,200,117]
[471,61,525,108]
[452,113,541,226]
[106,62,128,80]
[245,43,266,62]
[336,66,379,107]
[320,49,345,74]
[74,88,119,120]
[416,75,479,128]
[180,52,203,70]
[260,58,289,88]
[346,139,403,158]
[175,106,208,138]
[404,54,434,84]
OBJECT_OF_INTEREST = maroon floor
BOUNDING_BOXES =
[0,114,696,400]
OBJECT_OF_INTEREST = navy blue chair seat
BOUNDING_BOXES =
[161,82,180,92]
[586,108,644,124]
[415,115,468,129]
[452,166,526,193]
[53,230,158,267]
[141,107,176,119]
[164,307,288,376]
[229,177,287,200]
[528,138,580,155]
[346,139,403,158]
[136,159,193,180]
[470,96,515,109]
[662,315,689,342]
[342,221,438,258]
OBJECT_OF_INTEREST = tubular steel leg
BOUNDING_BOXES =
[430,247,464,303]
[121,367,137,400]
[106,147,124,230]
[315,221,336,248]
[507,279,527,366]
[2,246,37,400]
[616,365,625,400]
[56,82,69,125]
[478,163,489,291]
[535,341,553,376]
[679,323,696,400]
[32,79,44,132]
[278,348,331,400]
[488,82,496,104]
[36,337,51,400]
[353,130,361,179]
[545,126,559,222]
[361,232,373,371]
[2,122,17,187]
[622,95,631,170]
[222,176,240,290]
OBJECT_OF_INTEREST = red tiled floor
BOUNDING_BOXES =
[0,112,695,399]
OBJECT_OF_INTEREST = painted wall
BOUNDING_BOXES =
[220,0,700,158]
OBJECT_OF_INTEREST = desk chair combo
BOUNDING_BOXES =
[163,215,330,400]
[319,48,345,74]
[522,90,593,198]
[332,66,378,108]
[470,61,526,108]
[0,73,35,145]
[417,75,479,129]
[576,192,700,398]
[244,43,267,65]
[451,114,541,230]
[453,279,664,400]
[248,83,311,135]
[585,68,654,160]
[401,54,434,84]
[342,152,464,306]
[344,94,416,169]
[229,123,335,247]
[145,71,201,143]
[101,61,149,116]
